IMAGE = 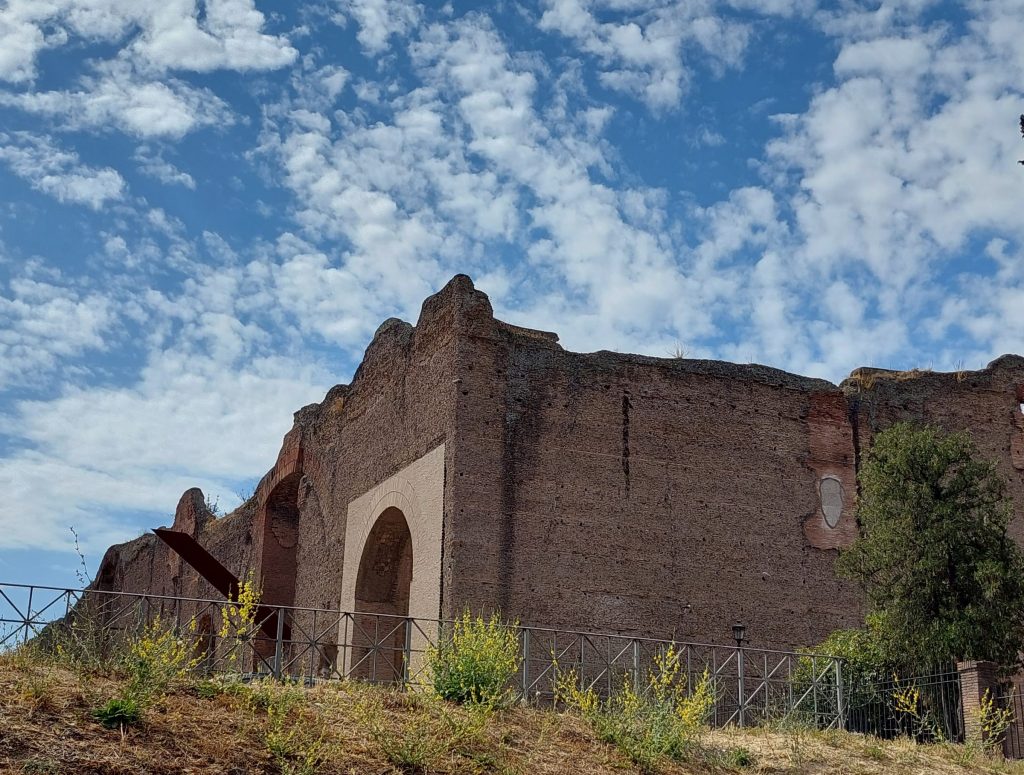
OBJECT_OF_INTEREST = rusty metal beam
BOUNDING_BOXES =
[153,528,240,599]
[152,528,286,641]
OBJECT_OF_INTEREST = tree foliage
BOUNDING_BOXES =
[838,422,1024,671]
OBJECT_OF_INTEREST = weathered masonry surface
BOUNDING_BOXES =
[92,275,1024,651]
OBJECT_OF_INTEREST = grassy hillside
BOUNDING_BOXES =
[2,649,1023,775]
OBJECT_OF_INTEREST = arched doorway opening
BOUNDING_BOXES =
[260,472,301,610]
[351,506,413,682]
[252,472,301,669]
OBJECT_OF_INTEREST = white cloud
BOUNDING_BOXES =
[335,0,422,55]
[0,276,115,390]
[0,253,330,553]
[412,15,712,348]
[0,352,326,552]
[537,0,762,110]
[0,132,125,208]
[134,146,196,188]
[0,59,233,139]
[0,0,297,84]
[766,3,1024,285]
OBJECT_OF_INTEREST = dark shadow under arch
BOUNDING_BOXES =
[260,472,302,610]
[351,506,413,682]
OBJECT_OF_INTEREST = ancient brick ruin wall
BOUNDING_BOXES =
[94,278,469,622]
[447,307,865,649]
[844,358,1024,545]
[443,288,1024,649]
[92,276,1024,652]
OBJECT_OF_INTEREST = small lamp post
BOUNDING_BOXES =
[732,622,746,648]
[733,622,747,726]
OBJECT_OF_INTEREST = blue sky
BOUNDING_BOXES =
[0,0,1022,589]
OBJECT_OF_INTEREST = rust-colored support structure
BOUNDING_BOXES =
[153,528,287,640]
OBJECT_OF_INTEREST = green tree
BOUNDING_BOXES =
[838,422,1024,671]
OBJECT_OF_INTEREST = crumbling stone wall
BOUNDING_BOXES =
[446,299,864,648]
[94,277,468,620]
[92,276,1024,652]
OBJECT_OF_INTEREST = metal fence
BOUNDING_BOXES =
[994,685,1024,759]
[0,582,845,729]
[845,670,964,744]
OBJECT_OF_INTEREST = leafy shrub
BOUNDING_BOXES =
[123,616,200,703]
[91,616,200,728]
[427,611,520,706]
[804,624,892,688]
[978,688,1014,752]
[218,574,261,670]
[555,645,714,772]
[723,746,756,767]
[793,622,897,727]
[93,697,141,729]
[264,694,325,775]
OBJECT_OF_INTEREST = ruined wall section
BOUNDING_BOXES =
[92,488,257,624]
[843,355,1024,545]
[90,274,1024,654]
[448,309,865,649]
[94,276,474,619]
[282,277,472,616]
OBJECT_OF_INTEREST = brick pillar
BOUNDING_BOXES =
[958,660,1000,743]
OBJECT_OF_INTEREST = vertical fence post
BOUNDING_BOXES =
[341,613,351,680]
[272,609,285,680]
[835,659,845,730]
[308,609,318,684]
[633,639,641,694]
[737,644,746,728]
[578,635,584,692]
[812,656,819,726]
[712,648,719,727]
[23,586,33,645]
[402,617,413,688]
[520,628,530,703]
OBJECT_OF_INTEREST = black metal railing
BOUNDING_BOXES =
[845,670,964,744]
[0,582,845,729]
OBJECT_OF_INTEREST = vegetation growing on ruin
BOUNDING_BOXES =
[838,422,1024,672]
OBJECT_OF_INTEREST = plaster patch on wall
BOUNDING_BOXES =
[819,476,844,529]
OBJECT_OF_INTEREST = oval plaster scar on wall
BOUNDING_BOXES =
[820,477,844,529]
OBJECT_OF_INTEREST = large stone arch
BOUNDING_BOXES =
[354,507,414,614]
[350,506,414,680]
[254,430,313,613]
[340,444,445,679]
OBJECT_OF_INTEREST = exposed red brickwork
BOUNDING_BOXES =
[958,660,1002,745]
[92,276,1024,652]
[1012,384,1024,472]
[804,392,857,550]
[448,312,864,648]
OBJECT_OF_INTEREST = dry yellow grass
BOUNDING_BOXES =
[1,651,1022,774]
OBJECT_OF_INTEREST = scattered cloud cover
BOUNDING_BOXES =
[0,0,1022,583]
[0,132,126,208]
